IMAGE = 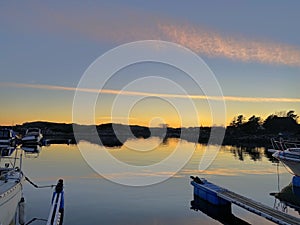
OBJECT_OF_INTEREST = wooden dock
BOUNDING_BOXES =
[191,179,300,225]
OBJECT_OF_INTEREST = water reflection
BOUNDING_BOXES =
[81,134,280,166]
[228,146,262,161]
[191,196,251,225]
[19,138,299,224]
[21,144,42,158]
[272,182,300,214]
[76,138,281,177]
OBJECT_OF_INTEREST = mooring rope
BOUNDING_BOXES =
[25,217,48,225]
[25,176,56,188]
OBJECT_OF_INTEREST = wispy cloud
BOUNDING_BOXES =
[2,82,300,103]
[159,24,300,66]
[2,3,300,67]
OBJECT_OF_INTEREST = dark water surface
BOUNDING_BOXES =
[21,138,298,225]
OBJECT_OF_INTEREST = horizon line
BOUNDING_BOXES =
[0,120,225,128]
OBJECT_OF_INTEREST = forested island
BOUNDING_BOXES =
[2,110,299,148]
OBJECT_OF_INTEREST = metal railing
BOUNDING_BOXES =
[271,138,300,151]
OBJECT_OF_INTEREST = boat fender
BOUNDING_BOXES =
[19,197,25,225]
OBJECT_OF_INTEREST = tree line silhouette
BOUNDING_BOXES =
[229,110,299,134]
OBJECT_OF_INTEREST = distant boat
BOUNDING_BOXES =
[21,144,42,153]
[269,138,300,176]
[21,144,42,158]
[0,129,16,147]
[0,146,24,225]
[22,128,43,144]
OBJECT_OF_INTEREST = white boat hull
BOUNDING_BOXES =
[279,158,300,176]
[22,145,41,153]
[0,177,23,225]
[272,149,300,176]
[22,135,42,143]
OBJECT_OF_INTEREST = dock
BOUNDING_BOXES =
[191,178,300,225]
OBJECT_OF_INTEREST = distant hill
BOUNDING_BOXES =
[1,116,299,148]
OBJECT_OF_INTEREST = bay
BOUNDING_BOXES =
[21,137,297,225]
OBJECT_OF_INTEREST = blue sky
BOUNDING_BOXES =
[0,1,300,126]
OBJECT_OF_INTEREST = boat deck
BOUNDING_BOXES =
[0,170,23,200]
[0,171,23,225]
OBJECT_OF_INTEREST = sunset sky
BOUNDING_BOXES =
[1,1,300,127]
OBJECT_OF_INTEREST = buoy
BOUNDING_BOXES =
[18,197,25,225]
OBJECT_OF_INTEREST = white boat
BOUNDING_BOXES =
[269,138,300,176]
[0,129,16,147]
[0,145,63,225]
[0,146,24,225]
[22,128,43,144]
[21,144,42,158]
[21,144,42,153]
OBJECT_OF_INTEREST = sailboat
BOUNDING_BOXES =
[0,146,24,225]
[0,144,64,225]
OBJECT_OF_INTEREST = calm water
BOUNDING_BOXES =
[20,137,298,225]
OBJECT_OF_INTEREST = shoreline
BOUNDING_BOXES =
[3,121,299,148]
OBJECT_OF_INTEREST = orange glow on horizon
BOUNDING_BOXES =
[0,82,299,127]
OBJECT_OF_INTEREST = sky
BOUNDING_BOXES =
[1,1,300,127]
